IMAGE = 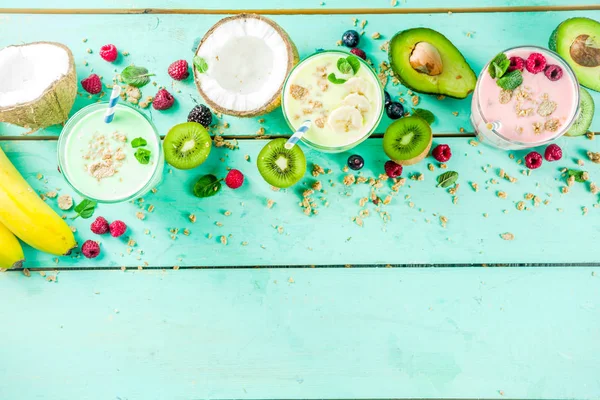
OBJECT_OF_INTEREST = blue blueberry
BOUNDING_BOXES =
[347,154,364,170]
[386,102,405,120]
[384,91,391,105]
[342,30,360,48]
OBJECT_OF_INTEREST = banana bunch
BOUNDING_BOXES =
[0,146,76,259]
[0,222,24,270]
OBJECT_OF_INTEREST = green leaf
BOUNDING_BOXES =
[193,56,208,73]
[337,58,353,74]
[346,55,361,74]
[73,199,97,220]
[193,174,222,198]
[488,53,507,78]
[134,148,151,165]
[492,58,511,79]
[412,108,435,125]
[121,65,155,88]
[567,169,588,183]
[131,137,147,148]
[497,70,523,91]
[436,171,459,188]
[327,73,347,85]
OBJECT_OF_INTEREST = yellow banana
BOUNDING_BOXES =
[0,146,77,256]
[0,221,24,270]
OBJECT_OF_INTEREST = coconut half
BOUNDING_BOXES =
[0,42,77,131]
[194,14,299,117]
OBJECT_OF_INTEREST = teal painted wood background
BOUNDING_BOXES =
[1,1,600,399]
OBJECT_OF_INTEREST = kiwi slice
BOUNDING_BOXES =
[383,116,433,165]
[163,122,212,169]
[566,87,595,137]
[257,138,306,188]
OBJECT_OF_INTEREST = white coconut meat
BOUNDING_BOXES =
[0,44,69,107]
[0,42,77,130]
[194,14,298,117]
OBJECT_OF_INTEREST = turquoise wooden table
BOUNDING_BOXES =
[1,1,600,399]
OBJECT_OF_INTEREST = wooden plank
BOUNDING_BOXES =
[1,267,599,399]
[1,11,598,138]
[2,136,599,269]
[2,0,599,11]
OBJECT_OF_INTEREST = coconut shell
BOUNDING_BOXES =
[0,42,77,131]
[194,14,299,118]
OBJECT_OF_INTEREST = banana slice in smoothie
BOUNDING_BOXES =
[342,93,371,114]
[328,105,363,133]
[344,77,369,95]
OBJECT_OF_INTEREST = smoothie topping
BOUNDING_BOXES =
[83,133,127,181]
[537,99,557,116]
[290,84,309,100]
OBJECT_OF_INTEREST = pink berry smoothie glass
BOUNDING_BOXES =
[471,46,580,150]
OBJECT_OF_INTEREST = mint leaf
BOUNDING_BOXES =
[134,148,151,165]
[131,137,147,148]
[488,53,507,78]
[346,55,361,74]
[412,108,435,125]
[73,199,97,220]
[337,58,353,74]
[327,73,347,85]
[492,59,510,79]
[497,70,523,91]
[436,171,459,188]
[193,56,208,73]
[121,66,155,88]
[567,169,588,182]
[193,174,222,198]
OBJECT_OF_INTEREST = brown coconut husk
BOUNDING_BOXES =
[0,42,77,131]
[194,14,299,118]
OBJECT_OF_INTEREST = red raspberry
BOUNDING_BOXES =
[81,74,102,94]
[99,44,118,62]
[90,216,109,235]
[350,48,367,60]
[109,220,127,237]
[544,144,562,161]
[81,240,100,259]
[384,160,403,178]
[225,169,244,189]
[152,89,175,110]
[432,144,452,162]
[508,56,525,72]
[544,65,563,81]
[526,53,547,74]
[168,60,190,80]
[525,151,543,169]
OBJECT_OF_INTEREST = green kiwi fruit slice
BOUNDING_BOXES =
[383,116,433,165]
[163,122,212,169]
[257,138,306,188]
[566,87,595,137]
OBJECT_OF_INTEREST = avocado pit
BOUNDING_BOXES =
[409,42,443,76]
[570,34,600,67]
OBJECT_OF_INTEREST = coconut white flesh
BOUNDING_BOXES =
[0,43,70,108]
[197,17,290,113]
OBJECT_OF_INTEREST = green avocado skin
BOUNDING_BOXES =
[388,28,477,99]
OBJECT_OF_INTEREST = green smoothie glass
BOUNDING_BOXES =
[58,103,164,203]
[281,50,385,153]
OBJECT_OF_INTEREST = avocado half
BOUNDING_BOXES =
[389,28,477,99]
[549,17,600,92]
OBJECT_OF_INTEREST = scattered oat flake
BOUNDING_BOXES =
[500,232,515,241]
[22,268,31,277]
[136,212,145,220]
[57,195,73,210]
[220,235,227,245]
[189,214,196,223]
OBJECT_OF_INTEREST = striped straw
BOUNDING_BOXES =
[285,120,311,150]
[104,85,122,124]
[486,121,502,131]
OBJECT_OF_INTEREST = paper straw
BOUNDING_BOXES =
[486,121,502,131]
[285,120,311,150]
[104,85,122,124]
